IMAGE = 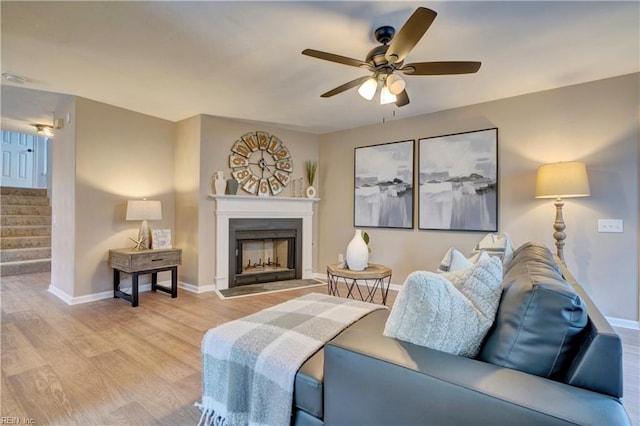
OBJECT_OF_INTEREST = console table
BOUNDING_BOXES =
[326,263,392,305]
[108,248,182,307]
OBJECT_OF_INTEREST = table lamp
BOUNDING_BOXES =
[126,199,162,250]
[535,161,590,263]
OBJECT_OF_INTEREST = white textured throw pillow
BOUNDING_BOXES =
[384,257,503,358]
[472,232,514,266]
[437,247,490,273]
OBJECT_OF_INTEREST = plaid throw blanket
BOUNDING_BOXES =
[196,293,386,426]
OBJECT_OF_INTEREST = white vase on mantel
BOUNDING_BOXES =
[345,229,369,271]
[213,171,226,195]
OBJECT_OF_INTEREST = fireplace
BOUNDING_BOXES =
[229,218,302,287]
[211,195,316,291]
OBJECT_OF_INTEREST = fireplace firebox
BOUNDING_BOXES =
[229,218,302,287]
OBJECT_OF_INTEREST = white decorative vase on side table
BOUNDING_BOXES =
[345,229,369,271]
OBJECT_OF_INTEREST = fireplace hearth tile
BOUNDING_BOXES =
[216,279,324,299]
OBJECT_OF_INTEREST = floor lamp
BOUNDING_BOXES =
[535,161,590,263]
[126,199,162,250]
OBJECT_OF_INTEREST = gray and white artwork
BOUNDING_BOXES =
[419,128,497,231]
[354,140,414,229]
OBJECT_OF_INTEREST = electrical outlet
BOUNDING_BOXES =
[338,253,344,262]
[598,219,623,233]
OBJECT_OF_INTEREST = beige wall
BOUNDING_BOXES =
[55,97,176,299]
[50,97,76,298]
[175,115,202,287]
[318,73,639,322]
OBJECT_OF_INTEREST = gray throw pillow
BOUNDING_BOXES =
[384,257,503,358]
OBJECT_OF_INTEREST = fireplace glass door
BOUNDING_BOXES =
[235,232,296,286]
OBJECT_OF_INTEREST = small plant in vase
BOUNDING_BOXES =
[362,231,371,253]
[305,161,317,198]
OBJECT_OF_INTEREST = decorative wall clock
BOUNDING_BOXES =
[229,131,293,196]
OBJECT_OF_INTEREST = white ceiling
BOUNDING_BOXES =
[1,1,638,136]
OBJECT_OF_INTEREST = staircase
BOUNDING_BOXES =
[0,187,52,276]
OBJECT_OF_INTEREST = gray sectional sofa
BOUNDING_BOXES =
[293,242,631,425]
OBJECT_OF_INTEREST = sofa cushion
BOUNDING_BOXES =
[383,257,503,358]
[294,309,389,419]
[479,242,588,380]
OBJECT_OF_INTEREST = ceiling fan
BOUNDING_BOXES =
[302,7,481,107]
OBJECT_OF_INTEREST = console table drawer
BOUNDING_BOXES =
[109,248,182,273]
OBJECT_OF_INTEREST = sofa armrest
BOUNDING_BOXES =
[324,330,630,426]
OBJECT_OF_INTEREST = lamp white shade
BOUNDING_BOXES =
[385,74,406,95]
[357,78,377,100]
[379,86,397,105]
[535,161,590,199]
[126,200,162,220]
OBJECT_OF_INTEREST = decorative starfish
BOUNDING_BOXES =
[129,236,148,251]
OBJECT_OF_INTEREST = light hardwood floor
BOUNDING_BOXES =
[1,272,638,425]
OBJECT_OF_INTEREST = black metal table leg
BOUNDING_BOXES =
[132,273,139,307]
[113,269,120,297]
[151,272,158,292]
[171,266,178,298]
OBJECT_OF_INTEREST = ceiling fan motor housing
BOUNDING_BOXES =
[374,26,395,44]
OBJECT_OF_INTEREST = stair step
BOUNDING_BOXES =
[0,205,51,216]
[0,247,51,262]
[1,236,51,249]
[1,215,51,226]
[0,194,50,206]
[1,225,51,238]
[0,259,51,276]
[0,187,47,197]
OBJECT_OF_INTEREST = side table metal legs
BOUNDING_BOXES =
[327,267,392,305]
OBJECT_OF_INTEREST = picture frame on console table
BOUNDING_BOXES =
[418,128,498,232]
[152,229,172,249]
[354,139,414,229]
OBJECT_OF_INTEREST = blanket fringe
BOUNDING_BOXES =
[194,401,227,426]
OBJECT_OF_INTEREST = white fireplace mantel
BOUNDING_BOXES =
[209,194,319,290]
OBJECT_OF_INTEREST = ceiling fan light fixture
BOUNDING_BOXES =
[380,86,397,105]
[385,74,406,95]
[358,78,378,101]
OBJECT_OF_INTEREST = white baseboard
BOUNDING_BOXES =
[49,282,159,305]
[180,282,216,293]
[606,316,640,330]
[47,285,73,305]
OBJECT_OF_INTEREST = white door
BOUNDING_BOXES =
[1,130,35,188]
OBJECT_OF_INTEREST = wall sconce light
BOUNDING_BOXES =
[535,161,590,263]
[126,199,163,250]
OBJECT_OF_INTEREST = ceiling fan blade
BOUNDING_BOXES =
[302,49,370,69]
[401,61,482,75]
[320,76,372,98]
[395,90,410,107]
[385,7,437,64]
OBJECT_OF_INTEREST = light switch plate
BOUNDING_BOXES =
[598,219,624,233]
